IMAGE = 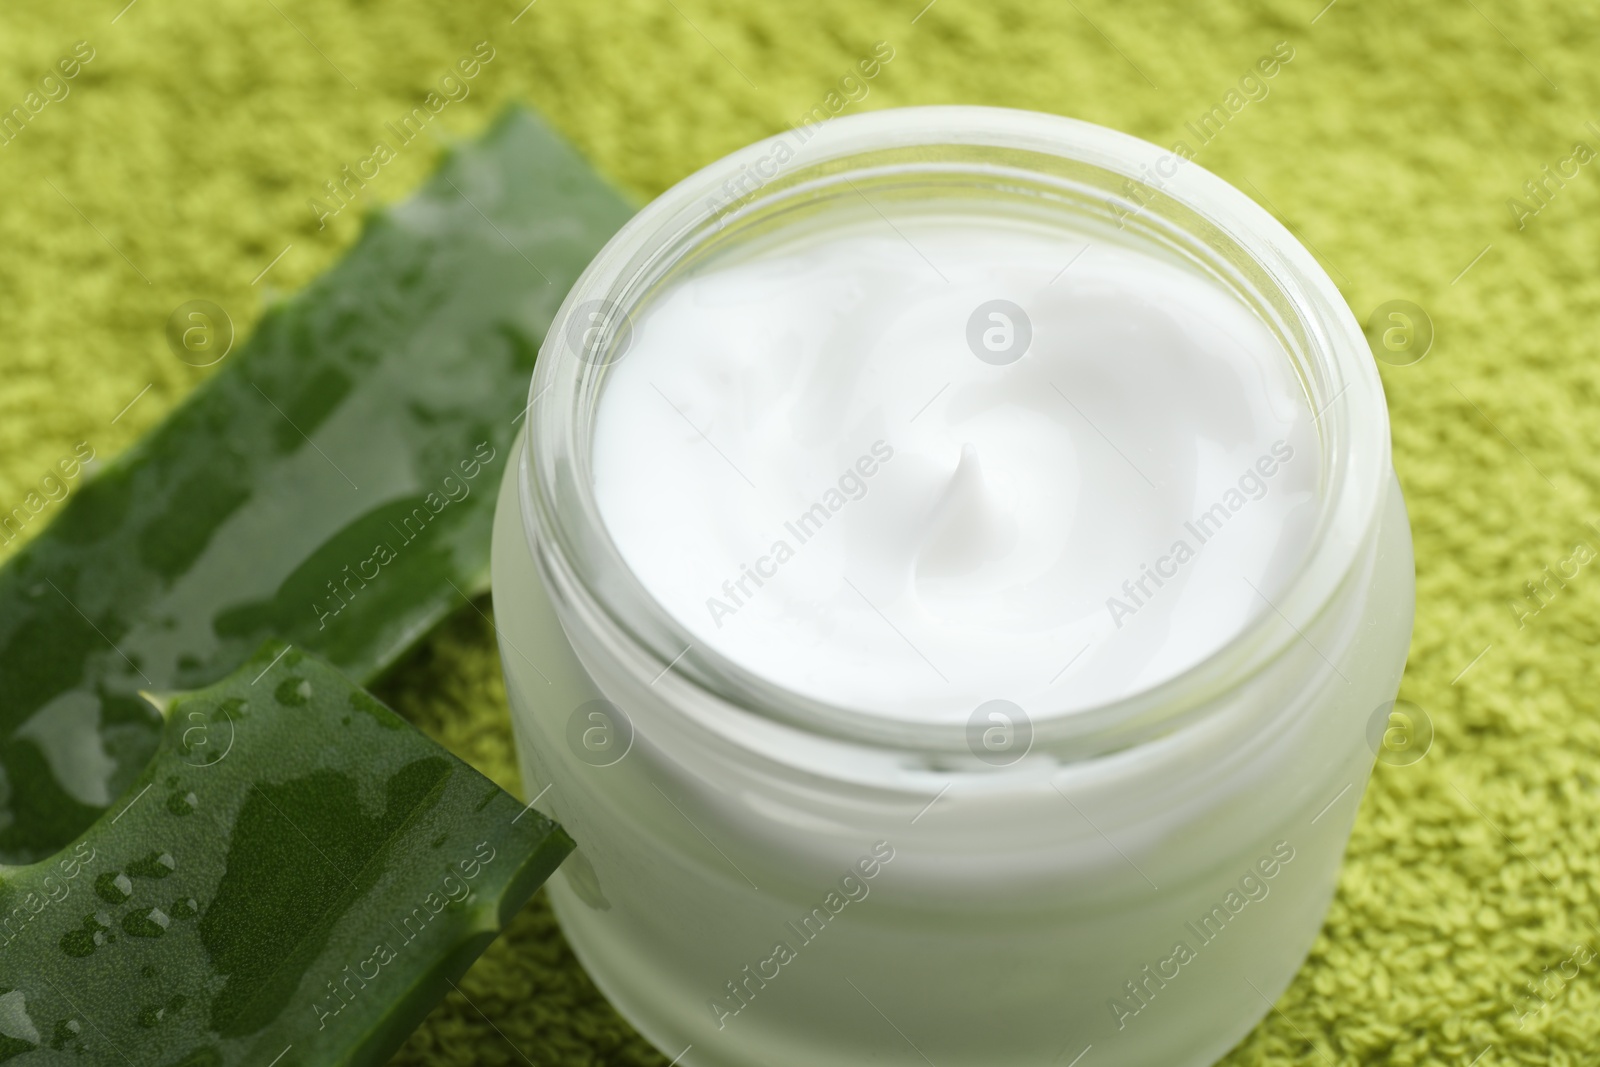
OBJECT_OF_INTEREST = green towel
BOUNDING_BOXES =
[2,0,1594,1063]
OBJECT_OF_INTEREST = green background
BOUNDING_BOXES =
[2,0,1597,1063]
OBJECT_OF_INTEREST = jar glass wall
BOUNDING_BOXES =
[490,106,1414,1067]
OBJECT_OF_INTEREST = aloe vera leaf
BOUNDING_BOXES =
[0,106,634,865]
[0,641,574,1066]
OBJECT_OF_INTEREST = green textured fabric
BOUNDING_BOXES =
[1,1,1594,1064]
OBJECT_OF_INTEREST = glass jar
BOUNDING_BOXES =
[490,105,1414,1067]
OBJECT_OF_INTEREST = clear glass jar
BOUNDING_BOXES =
[490,106,1414,1067]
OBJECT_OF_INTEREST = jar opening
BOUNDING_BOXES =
[522,105,1389,759]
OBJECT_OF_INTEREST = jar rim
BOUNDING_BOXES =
[519,104,1391,759]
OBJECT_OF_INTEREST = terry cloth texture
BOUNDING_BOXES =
[3,0,1598,1063]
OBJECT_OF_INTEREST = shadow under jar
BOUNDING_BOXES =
[490,106,1414,1067]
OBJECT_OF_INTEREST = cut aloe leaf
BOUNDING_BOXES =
[0,107,634,865]
[0,641,574,1066]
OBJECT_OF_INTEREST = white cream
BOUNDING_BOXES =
[590,211,1319,722]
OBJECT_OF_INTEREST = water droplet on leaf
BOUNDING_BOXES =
[275,677,312,706]
[122,907,171,938]
[94,872,133,904]
[59,914,112,958]
[50,1018,82,1051]
[129,851,177,878]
